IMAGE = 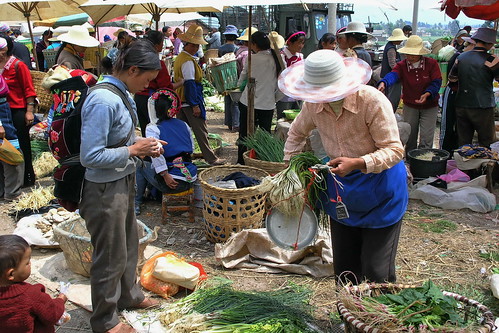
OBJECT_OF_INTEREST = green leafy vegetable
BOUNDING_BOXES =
[240,127,285,162]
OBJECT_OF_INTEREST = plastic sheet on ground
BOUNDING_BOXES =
[214,228,334,278]
[409,175,496,213]
[29,245,163,312]
[123,310,166,333]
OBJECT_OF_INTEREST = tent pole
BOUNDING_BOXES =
[26,13,39,71]
[247,5,255,136]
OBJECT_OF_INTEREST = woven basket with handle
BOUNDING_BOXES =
[30,70,52,114]
[337,283,496,333]
[198,165,270,243]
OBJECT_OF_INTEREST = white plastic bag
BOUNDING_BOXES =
[409,176,496,213]
[13,214,58,246]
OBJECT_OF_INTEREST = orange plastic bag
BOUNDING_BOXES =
[140,252,180,299]
[140,252,208,299]
[0,139,23,165]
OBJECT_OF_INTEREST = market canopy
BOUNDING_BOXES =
[0,0,83,21]
[440,0,499,20]
[34,13,90,27]
[0,0,84,70]
[79,0,223,28]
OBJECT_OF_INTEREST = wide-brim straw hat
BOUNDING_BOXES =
[398,35,430,55]
[58,25,99,48]
[387,28,408,42]
[278,49,372,103]
[113,28,126,37]
[237,27,258,41]
[338,21,372,37]
[269,31,285,49]
[178,25,207,45]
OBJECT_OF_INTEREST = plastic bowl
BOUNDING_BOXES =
[283,109,300,120]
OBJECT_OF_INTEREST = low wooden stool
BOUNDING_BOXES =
[161,188,194,224]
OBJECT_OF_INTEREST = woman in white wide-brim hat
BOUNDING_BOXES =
[55,25,99,70]
[378,35,442,154]
[380,28,408,112]
[337,21,373,67]
[281,49,408,285]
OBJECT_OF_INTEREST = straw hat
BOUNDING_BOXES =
[278,49,372,103]
[269,31,285,49]
[113,28,126,37]
[398,35,430,55]
[58,25,99,48]
[237,27,258,41]
[148,89,181,124]
[387,28,408,42]
[338,21,372,37]
[178,25,207,45]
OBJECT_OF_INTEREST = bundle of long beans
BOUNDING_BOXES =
[159,280,318,333]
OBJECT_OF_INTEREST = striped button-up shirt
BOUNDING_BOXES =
[284,85,404,174]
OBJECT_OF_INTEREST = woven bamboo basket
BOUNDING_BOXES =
[208,60,238,93]
[198,165,270,243]
[243,151,287,175]
[53,216,154,277]
[30,70,52,114]
[337,283,496,333]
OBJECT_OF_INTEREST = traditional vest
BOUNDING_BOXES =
[173,52,203,102]
[381,41,400,78]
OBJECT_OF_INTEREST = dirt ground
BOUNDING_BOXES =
[1,105,499,332]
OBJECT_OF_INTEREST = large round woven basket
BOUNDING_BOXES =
[198,165,270,243]
[53,216,154,277]
[337,283,496,333]
[243,151,287,175]
[30,70,52,114]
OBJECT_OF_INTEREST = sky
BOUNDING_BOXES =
[350,0,487,27]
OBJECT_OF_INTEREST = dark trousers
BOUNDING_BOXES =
[11,108,34,187]
[134,94,150,138]
[80,174,144,332]
[237,102,274,164]
[456,106,496,148]
[177,106,217,164]
[440,87,458,154]
[330,218,402,285]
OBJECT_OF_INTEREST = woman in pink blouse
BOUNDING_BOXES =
[279,50,408,284]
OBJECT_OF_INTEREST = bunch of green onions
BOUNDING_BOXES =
[159,280,318,333]
[260,152,328,217]
[239,127,285,162]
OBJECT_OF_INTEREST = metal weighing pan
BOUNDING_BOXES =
[265,205,318,251]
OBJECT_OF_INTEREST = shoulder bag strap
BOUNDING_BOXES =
[90,82,137,148]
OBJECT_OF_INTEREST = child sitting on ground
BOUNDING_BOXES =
[0,235,69,332]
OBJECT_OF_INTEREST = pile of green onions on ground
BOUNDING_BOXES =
[339,280,484,332]
[260,152,328,217]
[240,127,285,162]
[158,279,319,332]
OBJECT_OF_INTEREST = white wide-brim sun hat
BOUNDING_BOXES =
[58,25,99,48]
[278,49,372,103]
